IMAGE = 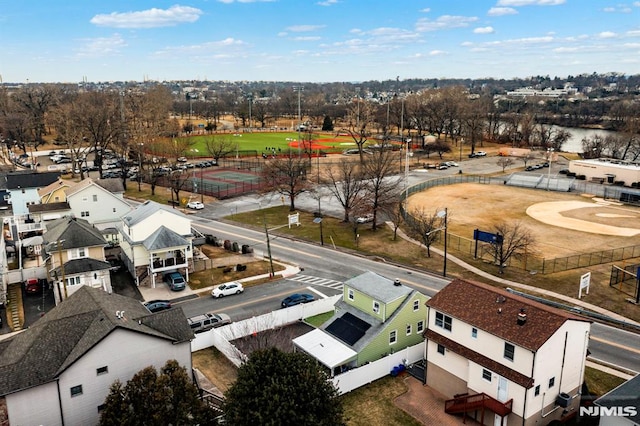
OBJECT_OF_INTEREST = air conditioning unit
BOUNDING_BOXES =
[555,392,571,408]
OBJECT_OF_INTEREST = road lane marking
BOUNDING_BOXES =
[306,286,330,299]
[590,335,640,355]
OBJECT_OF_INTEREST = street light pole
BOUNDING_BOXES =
[293,86,304,156]
[547,148,554,191]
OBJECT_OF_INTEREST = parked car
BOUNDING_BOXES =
[437,164,448,170]
[187,312,231,333]
[177,157,187,162]
[164,272,186,291]
[525,166,535,171]
[475,151,487,157]
[445,161,459,167]
[24,278,44,295]
[211,281,244,298]
[281,293,314,308]
[144,300,172,313]
[558,168,570,175]
[356,213,374,224]
[187,201,204,210]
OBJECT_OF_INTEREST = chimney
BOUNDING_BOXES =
[393,278,401,286]
[517,308,527,326]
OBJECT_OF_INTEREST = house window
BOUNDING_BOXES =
[54,196,60,201]
[416,320,424,333]
[472,327,478,339]
[548,377,555,388]
[97,366,108,375]
[113,208,116,213]
[70,248,87,259]
[504,342,515,361]
[373,301,380,314]
[406,324,412,335]
[82,196,88,202]
[435,312,452,331]
[413,300,420,311]
[70,385,83,397]
[81,211,90,217]
[347,288,354,301]
[389,330,397,345]
[93,194,98,202]
[534,385,540,396]
[482,369,492,382]
[66,276,81,286]
[437,344,445,355]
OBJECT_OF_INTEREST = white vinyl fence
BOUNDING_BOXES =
[331,342,425,395]
[191,295,341,366]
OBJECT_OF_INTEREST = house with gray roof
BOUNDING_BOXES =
[43,216,113,304]
[64,177,132,230]
[117,200,194,288]
[293,271,429,376]
[0,286,194,426]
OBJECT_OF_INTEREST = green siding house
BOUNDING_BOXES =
[293,271,429,375]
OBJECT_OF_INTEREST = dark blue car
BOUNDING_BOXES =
[281,293,314,308]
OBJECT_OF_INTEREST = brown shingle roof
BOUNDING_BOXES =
[426,279,589,351]
[425,329,534,389]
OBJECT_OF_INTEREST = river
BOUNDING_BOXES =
[553,125,620,153]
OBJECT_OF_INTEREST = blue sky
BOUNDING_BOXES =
[1,0,639,83]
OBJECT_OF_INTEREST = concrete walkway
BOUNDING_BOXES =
[388,222,640,327]
[394,376,469,426]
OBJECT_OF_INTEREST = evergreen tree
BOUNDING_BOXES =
[223,348,345,426]
[99,360,217,426]
[322,115,334,131]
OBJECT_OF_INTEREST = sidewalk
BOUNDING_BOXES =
[389,222,640,327]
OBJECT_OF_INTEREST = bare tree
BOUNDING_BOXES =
[322,159,367,222]
[379,196,403,241]
[497,157,515,173]
[260,151,311,211]
[521,152,537,167]
[341,99,375,164]
[361,149,402,231]
[405,207,447,257]
[485,222,536,274]
[204,134,236,162]
[167,170,190,208]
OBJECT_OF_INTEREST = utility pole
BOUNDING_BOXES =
[264,218,275,278]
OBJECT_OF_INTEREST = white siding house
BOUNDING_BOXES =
[65,178,133,230]
[0,286,194,426]
[117,200,194,288]
[425,279,591,426]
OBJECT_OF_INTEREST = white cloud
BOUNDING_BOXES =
[474,26,495,34]
[154,38,248,57]
[603,5,632,13]
[430,50,446,56]
[317,0,339,6]
[415,15,479,32]
[286,25,325,32]
[293,36,322,41]
[217,0,275,3]
[75,34,127,57]
[90,5,202,28]
[598,31,617,38]
[420,8,431,13]
[488,7,518,16]
[497,0,565,5]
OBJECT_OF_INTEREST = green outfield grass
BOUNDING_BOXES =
[184,132,356,157]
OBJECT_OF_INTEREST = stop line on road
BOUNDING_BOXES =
[288,274,344,291]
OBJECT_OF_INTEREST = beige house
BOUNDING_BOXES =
[424,279,591,426]
[117,200,194,288]
[43,216,112,304]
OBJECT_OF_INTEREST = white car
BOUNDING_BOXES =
[356,213,374,224]
[445,161,459,167]
[187,201,204,210]
[211,282,244,298]
[475,151,487,157]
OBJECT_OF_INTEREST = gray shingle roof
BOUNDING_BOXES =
[52,258,111,276]
[6,171,60,190]
[95,178,124,194]
[43,217,106,251]
[143,226,189,251]
[345,271,413,304]
[0,286,193,396]
[122,200,188,227]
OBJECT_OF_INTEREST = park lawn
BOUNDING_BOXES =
[183,131,355,158]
